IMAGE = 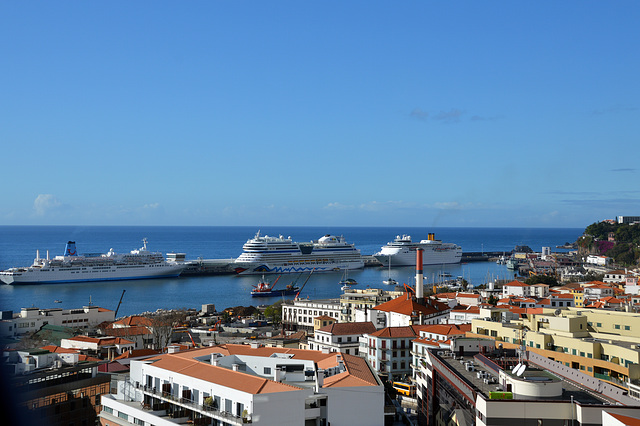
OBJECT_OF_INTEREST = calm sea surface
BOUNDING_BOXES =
[0,226,583,318]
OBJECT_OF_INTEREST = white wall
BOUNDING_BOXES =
[324,385,384,426]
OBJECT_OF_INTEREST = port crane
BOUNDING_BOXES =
[174,328,198,348]
[294,268,315,300]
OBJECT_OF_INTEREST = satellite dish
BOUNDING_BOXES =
[554,309,561,316]
[516,364,527,376]
[512,363,522,373]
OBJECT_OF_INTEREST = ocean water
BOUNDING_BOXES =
[0,226,583,318]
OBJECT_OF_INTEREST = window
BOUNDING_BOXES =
[264,367,271,375]
[118,412,128,420]
[104,407,113,414]
[625,326,630,331]
[615,324,621,329]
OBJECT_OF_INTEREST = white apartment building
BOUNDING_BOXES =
[0,305,115,339]
[362,325,423,380]
[587,255,612,266]
[100,344,384,426]
[309,322,377,355]
[282,299,341,332]
[502,280,532,298]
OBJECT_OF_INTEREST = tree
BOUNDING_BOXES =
[264,301,283,325]
[459,279,469,291]
[525,274,558,286]
[145,309,189,350]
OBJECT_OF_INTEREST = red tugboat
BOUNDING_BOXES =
[250,275,299,297]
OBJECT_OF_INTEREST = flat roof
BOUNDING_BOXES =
[432,352,614,405]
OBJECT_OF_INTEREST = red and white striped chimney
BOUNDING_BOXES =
[416,248,424,302]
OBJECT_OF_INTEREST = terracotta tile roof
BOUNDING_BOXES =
[317,321,377,335]
[583,281,607,287]
[147,352,302,394]
[323,353,378,388]
[144,344,379,392]
[457,293,480,298]
[600,296,623,304]
[105,326,152,336]
[41,345,80,354]
[112,316,152,327]
[451,306,480,314]
[417,324,471,336]
[271,330,308,340]
[413,337,446,347]
[373,295,449,316]
[588,284,613,289]
[607,413,640,426]
[40,345,101,362]
[98,361,130,373]
[504,280,529,287]
[314,315,335,321]
[67,335,134,346]
[552,293,575,299]
[369,326,417,339]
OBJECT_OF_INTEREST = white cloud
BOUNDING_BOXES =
[324,202,355,210]
[143,203,160,209]
[33,194,62,216]
[433,201,463,210]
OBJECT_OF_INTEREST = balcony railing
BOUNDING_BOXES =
[135,382,247,425]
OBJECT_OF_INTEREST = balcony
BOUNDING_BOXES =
[135,383,246,425]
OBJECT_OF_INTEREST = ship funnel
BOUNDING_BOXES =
[64,241,78,257]
[428,233,435,241]
[416,248,424,304]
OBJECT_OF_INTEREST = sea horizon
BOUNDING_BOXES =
[0,225,584,317]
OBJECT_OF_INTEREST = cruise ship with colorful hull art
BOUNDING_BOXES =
[373,233,462,267]
[0,239,185,285]
[234,231,364,275]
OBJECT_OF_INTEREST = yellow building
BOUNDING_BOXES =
[571,288,584,307]
[470,307,640,387]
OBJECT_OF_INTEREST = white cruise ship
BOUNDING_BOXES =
[233,231,364,274]
[0,239,186,285]
[373,233,462,267]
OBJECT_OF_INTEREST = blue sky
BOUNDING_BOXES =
[1,1,638,228]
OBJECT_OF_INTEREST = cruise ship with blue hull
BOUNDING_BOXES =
[233,231,364,275]
[0,240,185,285]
